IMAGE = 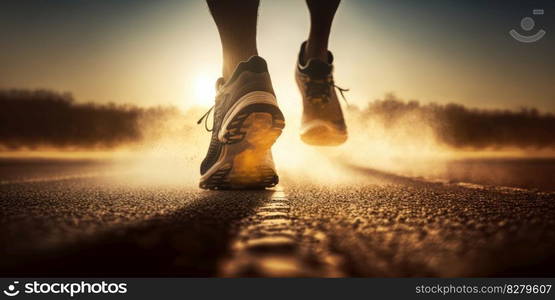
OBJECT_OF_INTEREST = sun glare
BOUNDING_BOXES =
[194,74,216,107]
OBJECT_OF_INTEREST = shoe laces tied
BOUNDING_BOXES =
[197,105,214,132]
[305,77,350,106]
[334,83,350,106]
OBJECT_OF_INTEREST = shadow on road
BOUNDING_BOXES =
[1,190,274,277]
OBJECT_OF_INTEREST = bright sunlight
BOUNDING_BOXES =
[194,73,217,107]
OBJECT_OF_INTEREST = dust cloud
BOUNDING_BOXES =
[2,90,555,186]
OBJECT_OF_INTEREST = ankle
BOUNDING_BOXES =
[303,41,329,64]
[223,50,258,80]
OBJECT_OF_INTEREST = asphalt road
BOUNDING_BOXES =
[1,159,555,277]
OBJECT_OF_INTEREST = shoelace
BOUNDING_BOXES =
[305,79,350,106]
[197,106,214,132]
[334,83,350,106]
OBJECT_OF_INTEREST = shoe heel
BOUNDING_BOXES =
[200,111,284,190]
[224,105,285,144]
[226,112,282,188]
[219,91,284,143]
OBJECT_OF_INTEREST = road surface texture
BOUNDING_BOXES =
[1,159,555,277]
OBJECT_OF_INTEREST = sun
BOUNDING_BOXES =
[194,73,216,107]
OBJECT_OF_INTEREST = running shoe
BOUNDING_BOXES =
[198,56,285,190]
[295,41,348,146]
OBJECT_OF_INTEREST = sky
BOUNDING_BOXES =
[1,0,554,112]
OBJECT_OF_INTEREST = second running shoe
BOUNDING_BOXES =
[295,41,348,146]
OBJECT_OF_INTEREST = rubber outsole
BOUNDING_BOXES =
[200,104,284,190]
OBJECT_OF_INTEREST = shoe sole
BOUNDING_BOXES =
[200,99,285,190]
[300,121,347,146]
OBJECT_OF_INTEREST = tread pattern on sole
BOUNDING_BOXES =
[200,104,284,190]
[224,103,284,144]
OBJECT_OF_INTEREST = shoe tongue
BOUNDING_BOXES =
[301,58,332,79]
